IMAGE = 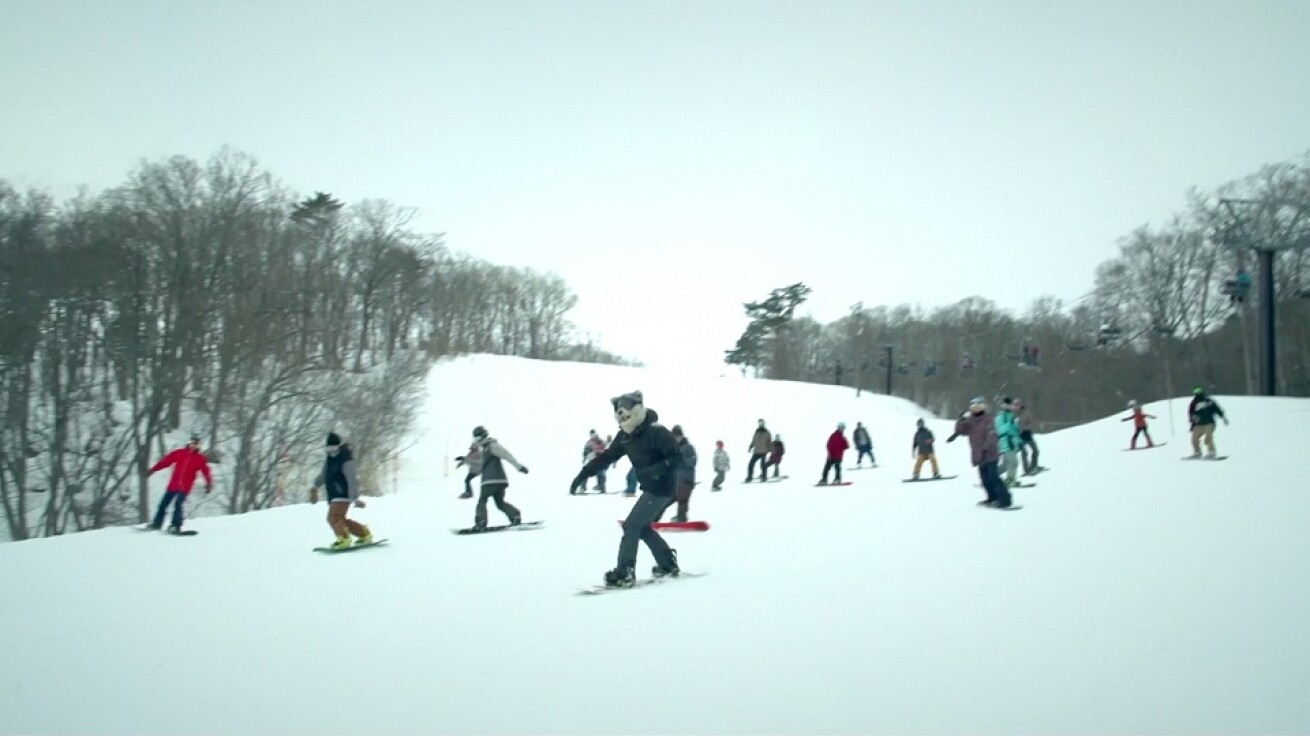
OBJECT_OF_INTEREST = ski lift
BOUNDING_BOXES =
[1019,337,1041,368]
[1096,324,1122,347]
[1221,268,1253,303]
[958,336,978,373]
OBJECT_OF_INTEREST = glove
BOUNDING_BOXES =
[518,466,529,474]
[1223,417,1230,426]
[309,487,319,504]
[946,435,957,444]
[569,474,584,495]
[205,485,212,495]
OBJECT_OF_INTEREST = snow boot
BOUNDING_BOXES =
[652,549,680,578]
[354,531,374,546]
[604,566,635,588]
[330,536,352,550]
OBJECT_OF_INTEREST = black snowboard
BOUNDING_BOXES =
[452,520,545,535]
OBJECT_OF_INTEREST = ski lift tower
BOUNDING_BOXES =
[1217,197,1310,396]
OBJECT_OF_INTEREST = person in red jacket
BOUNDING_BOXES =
[147,433,213,532]
[1123,399,1156,449]
[818,422,850,485]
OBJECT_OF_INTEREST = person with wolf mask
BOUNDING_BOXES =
[570,391,682,588]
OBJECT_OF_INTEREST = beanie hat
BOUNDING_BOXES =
[715,440,724,448]
[326,432,342,447]
[671,424,684,437]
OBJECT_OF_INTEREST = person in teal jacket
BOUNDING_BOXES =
[994,398,1024,485]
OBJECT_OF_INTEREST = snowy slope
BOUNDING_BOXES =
[1,354,1307,735]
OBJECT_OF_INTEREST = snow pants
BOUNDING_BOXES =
[978,461,1012,508]
[747,452,770,481]
[152,490,187,529]
[912,452,939,478]
[617,491,677,572]
[327,500,369,539]
[475,484,521,527]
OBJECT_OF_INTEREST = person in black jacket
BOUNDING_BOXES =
[571,391,681,588]
[670,425,697,522]
[1187,387,1229,458]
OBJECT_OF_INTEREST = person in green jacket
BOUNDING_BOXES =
[994,398,1024,486]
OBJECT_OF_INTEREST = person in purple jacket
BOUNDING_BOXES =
[947,396,1013,509]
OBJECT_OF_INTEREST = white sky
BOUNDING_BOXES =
[3,0,1309,371]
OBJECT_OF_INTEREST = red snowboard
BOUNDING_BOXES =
[616,520,710,532]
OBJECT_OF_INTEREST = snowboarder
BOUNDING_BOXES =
[995,397,1023,486]
[910,419,940,479]
[711,441,730,491]
[580,430,608,492]
[852,422,875,466]
[147,433,213,533]
[1122,399,1156,449]
[309,432,373,549]
[1013,398,1040,474]
[670,425,697,522]
[1187,388,1228,458]
[469,425,529,529]
[745,419,772,482]
[947,397,1013,509]
[819,423,849,485]
[570,391,682,588]
[453,441,481,498]
[768,434,785,478]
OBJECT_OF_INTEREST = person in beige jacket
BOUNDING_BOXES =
[745,419,773,482]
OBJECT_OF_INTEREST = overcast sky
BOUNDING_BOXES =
[3,0,1308,372]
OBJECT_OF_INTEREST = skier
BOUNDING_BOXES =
[947,397,1012,509]
[995,397,1023,486]
[580,430,607,492]
[852,421,876,467]
[469,425,529,530]
[569,391,682,588]
[1122,399,1156,449]
[309,432,373,549]
[147,433,213,533]
[1187,388,1229,458]
[670,425,697,522]
[818,422,850,485]
[453,441,481,498]
[768,434,785,478]
[745,419,772,482]
[910,419,940,479]
[711,441,730,491]
[1013,398,1040,474]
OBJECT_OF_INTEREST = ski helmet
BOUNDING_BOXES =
[472,426,487,440]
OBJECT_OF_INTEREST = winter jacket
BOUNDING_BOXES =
[826,431,850,461]
[149,447,213,494]
[769,439,785,464]
[912,427,935,456]
[1190,397,1226,427]
[750,427,771,454]
[712,448,730,473]
[954,411,1000,467]
[1122,408,1154,429]
[675,437,697,485]
[477,436,526,488]
[314,445,360,503]
[583,435,606,462]
[456,444,483,476]
[583,408,681,497]
[994,410,1023,453]
[852,426,872,450]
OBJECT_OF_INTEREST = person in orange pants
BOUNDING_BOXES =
[910,419,940,479]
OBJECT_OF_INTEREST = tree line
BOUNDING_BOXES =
[727,153,1310,428]
[0,148,626,540]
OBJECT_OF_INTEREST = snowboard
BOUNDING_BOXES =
[616,520,709,532]
[577,571,707,596]
[742,475,788,484]
[313,538,388,553]
[451,520,545,535]
[902,475,959,483]
[1181,455,1228,461]
[974,482,1036,489]
[846,465,878,470]
[135,526,198,536]
[1122,442,1167,451]
[815,481,853,487]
